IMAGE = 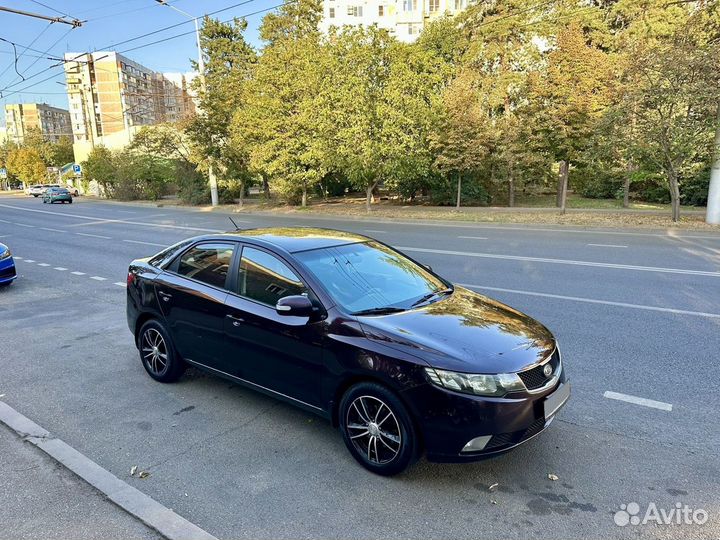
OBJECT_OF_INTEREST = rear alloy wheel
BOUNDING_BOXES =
[339,382,419,476]
[138,320,185,382]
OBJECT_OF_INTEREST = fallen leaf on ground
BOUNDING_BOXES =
[548,473,559,481]
[130,465,137,477]
[488,483,499,491]
[138,471,150,479]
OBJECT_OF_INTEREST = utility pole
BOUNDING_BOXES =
[0,6,83,27]
[707,105,720,224]
[154,0,218,206]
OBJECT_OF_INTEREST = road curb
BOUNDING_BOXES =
[0,401,218,540]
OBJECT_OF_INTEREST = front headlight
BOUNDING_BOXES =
[0,248,10,261]
[424,367,525,397]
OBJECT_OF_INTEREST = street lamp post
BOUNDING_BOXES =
[154,0,219,207]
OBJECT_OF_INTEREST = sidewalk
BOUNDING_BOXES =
[0,423,161,540]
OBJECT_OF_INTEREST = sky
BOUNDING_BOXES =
[0,0,279,119]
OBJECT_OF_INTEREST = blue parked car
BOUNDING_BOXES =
[0,243,17,286]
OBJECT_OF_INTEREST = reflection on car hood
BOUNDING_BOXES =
[357,286,555,373]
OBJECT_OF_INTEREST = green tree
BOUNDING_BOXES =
[187,16,257,204]
[526,22,618,211]
[619,38,720,221]
[6,147,46,186]
[233,0,328,206]
[82,146,116,196]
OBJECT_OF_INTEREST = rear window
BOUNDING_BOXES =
[176,243,234,289]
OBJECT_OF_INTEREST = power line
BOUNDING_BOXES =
[4,26,75,89]
[0,23,52,81]
[119,1,292,55]
[0,0,291,100]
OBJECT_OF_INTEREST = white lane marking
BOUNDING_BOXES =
[0,203,223,232]
[75,232,112,239]
[0,218,10,223]
[401,247,720,278]
[12,256,22,260]
[0,202,716,240]
[71,271,86,275]
[13,222,35,228]
[587,243,628,248]
[40,227,66,233]
[114,282,127,287]
[0,402,219,540]
[603,391,673,412]
[90,276,107,281]
[460,284,720,319]
[364,229,387,234]
[123,239,166,247]
[458,236,488,240]
[37,263,50,267]
[53,267,67,271]
[24,259,35,263]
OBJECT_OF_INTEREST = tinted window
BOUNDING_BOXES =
[237,247,306,305]
[295,241,448,313]
[176,243,234,289]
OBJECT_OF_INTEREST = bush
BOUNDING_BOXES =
[429,174,491,206]
[175,162,209,205]
[681,170,710,206]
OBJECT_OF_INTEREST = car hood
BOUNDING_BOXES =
[357,286,555,373]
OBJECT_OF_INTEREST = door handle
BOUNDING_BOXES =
[158,291,172,302]
[226,314,244,327]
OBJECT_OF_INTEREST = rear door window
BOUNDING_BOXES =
[175,243,235,289]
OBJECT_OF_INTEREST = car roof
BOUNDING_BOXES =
[211,227,371,253]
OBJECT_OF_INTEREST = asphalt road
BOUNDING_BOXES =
[1,195,719,539]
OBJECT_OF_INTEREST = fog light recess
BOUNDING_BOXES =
[461,435,492,453]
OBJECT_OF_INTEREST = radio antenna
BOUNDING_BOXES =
[228,216,240,230]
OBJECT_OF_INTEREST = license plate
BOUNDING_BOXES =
[544,382,570,419]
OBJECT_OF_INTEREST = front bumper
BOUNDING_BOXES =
[0,256,17,283]
[403,366,569,463]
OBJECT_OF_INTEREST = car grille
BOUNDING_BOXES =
[518,349,560,391]
[485,417,547,450]
[0,266,15,280]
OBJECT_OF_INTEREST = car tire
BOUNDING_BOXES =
[68,199,72,204]
[137,319,185,383]
[339,382,420,476]
[33,194,38,197]
[42,199,46,203]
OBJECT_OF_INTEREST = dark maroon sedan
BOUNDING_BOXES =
[127,228,569,476]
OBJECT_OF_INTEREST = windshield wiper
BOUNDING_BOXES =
[352,306,406,316]
[410,287,454,308]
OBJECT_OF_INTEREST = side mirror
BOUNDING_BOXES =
[276,295,314,317]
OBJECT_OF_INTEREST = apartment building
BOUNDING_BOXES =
[63,51,196,162]
[319,0,468,42]
[4,103,71,144]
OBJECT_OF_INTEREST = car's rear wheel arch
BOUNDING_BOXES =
[134,312,157,346]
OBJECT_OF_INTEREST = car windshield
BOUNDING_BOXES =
[295,241,450,314]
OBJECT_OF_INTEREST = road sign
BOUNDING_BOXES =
[73,164,82,176]
[0,168,6,179]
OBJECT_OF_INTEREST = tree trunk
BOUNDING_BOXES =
[622,172,631,209]
[667,168,681,222]
[301,183,307,207]
[365,182,377,213]
[508,165,515,208]
[556,161,565,208]
[456,173,461,209]
[238,180,245,208]
[559,160,569,215]
[262,177,270,199]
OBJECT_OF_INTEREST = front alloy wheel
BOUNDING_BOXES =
[138,320,185,382]
[339,382,419,476]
